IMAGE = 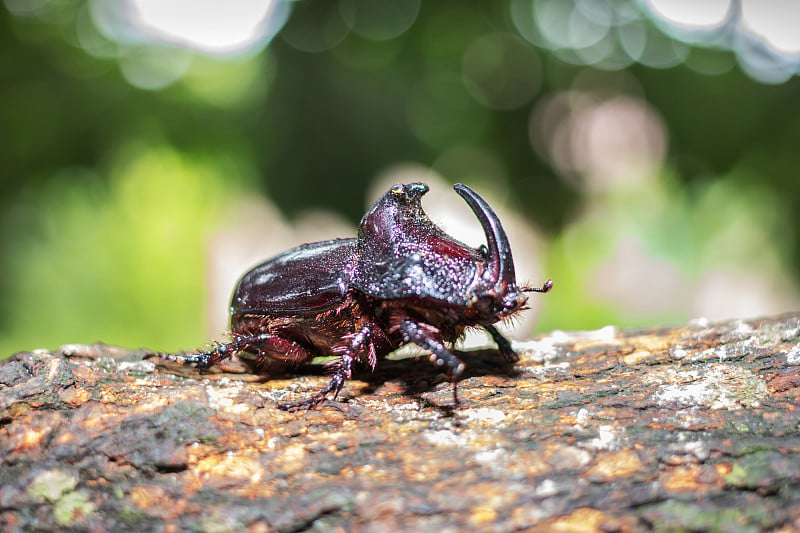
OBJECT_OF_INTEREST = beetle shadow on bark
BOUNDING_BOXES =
[234,347,521,384]
[147,348,521,414]
[353,348,522,409]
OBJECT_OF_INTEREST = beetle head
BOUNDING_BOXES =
[454,183,528,322]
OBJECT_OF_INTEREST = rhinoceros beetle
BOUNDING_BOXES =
[150,183,552,410]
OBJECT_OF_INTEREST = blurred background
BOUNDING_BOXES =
[1,0,799,356]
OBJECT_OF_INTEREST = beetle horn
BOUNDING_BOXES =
[453,183,516,289]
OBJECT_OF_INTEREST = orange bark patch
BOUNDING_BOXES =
[585,449,643,482]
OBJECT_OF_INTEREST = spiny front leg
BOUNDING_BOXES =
[484,324,519,363]
[396,318,465,405]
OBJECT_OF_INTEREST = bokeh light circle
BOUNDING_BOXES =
[461,33,542,110]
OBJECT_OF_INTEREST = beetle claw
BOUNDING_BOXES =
[277,394,329,412]
[278,361,350,411]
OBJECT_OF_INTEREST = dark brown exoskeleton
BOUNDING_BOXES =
[149,183,552,410]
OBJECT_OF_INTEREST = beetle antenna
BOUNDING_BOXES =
[522,278,553,293]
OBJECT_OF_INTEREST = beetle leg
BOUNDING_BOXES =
[346,322,383,370]
[146,341,240,370]
[397,318,465,405]
[278,323,378,411]
[483,324,519,363]
[277,361,349,412]
[148,333,312,371]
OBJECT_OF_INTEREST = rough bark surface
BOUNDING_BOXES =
[2,314,800,532]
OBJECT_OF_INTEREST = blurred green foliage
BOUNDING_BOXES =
[1,1,798,356]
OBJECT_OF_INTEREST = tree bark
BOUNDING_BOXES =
[2,314,800,531]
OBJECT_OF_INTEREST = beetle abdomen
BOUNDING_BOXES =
[231,238,357,316]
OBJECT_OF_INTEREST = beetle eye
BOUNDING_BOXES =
[390,185,404,196]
